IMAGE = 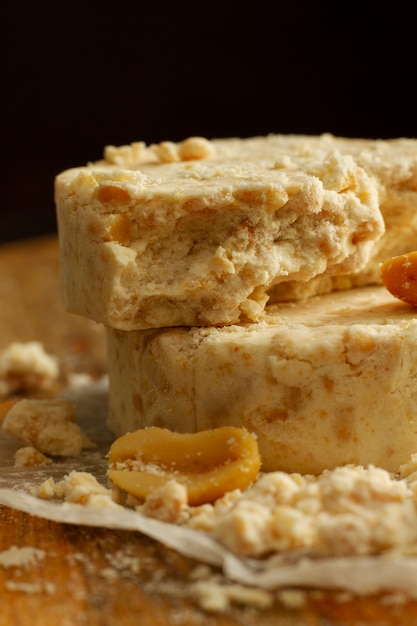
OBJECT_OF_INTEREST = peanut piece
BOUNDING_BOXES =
[380,251,417,306]
[107,426,261,506]
[97,185,131,204]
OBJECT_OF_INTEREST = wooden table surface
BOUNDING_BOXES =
[1,235,417,625]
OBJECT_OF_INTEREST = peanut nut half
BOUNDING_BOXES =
[107,426,261,506]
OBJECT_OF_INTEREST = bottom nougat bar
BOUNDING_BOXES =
[106,285,417,474]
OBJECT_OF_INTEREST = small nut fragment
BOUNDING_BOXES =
[152,136,215,163]
[177,137,215,161]
[107,426,261,506]
[380,251,417,306]
[97,184,131,204]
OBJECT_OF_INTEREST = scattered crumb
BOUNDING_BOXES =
[66,372,97,388]
[37,470,118,508]
[104,549,142,576]
[36,476,58,499]
[139,479,189,524]
[186,465,417,559]
[188,575,274,612]
[0,546,46,568]
[0,342,59,398]
[14,446,53,467]
[333,591,354,603]
[2,397,95,456]
[276,589,307,609]
[5,580,56,594]
[151,137,215,163]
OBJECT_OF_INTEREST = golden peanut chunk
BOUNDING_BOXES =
[380,251,417,306]
[97,185,131,204]
[107,426,261,506]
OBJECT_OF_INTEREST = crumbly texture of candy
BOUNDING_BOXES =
[36,455,417,561]
[55,135,383,329]
[262,133,417,301]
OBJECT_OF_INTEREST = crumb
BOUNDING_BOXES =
[37,471,118,508]
[138,479,190,524]
[2,397,95,456]
[0,342,59,398]
[151,137,215,163]
[188,575,274,612]
[0,546,46,568]
[36,476,58,499]
[5,580,56,594]
[14,446,52,467]
[276,589,307,609]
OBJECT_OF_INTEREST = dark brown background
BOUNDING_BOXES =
[2,0,416,244]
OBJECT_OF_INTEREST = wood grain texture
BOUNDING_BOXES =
[1,236,417,625]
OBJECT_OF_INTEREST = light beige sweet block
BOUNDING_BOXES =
[267,133,417,301]
[106,286,417,475]
[55,135,383,329]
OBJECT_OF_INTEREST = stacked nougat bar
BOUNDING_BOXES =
[55,134,417,473]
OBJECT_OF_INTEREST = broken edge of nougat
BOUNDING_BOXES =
[55,134,385,329]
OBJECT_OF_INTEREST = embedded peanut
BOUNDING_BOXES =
[380,251,417,306]
[107,426,261,506]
